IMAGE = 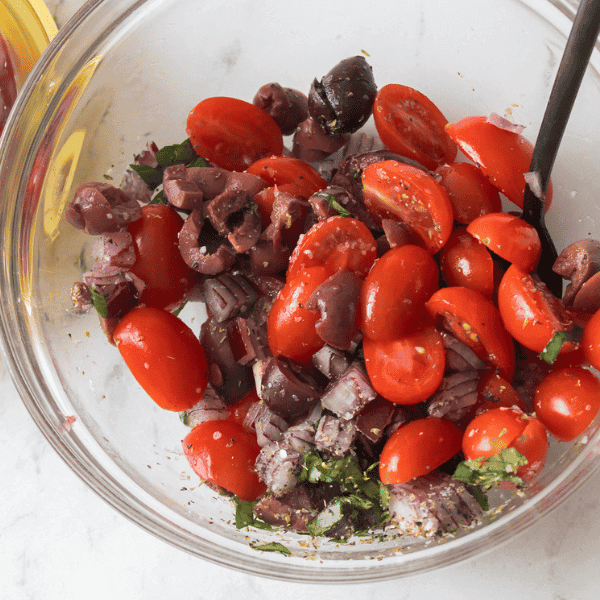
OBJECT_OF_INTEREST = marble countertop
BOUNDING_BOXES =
[2,1,600,598]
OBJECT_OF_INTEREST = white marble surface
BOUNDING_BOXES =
[3,1,600,598]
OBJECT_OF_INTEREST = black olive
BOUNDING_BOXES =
[308,56,377,136]
[252,82,309,136]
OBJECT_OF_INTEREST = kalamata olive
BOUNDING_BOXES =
[308,56,377,136]
[292,117,349,162]
[253,83,309,136]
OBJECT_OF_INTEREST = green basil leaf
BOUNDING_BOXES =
[307,498,346,537]
[155,138,196,167]
[313,192,351,217]
[129,163,163,189]
[250,542,291,556]
[89,287,108,319]
[234,498,257,529]
[149,189,169,205]
[538,331,567,365]
[453,447,528,491]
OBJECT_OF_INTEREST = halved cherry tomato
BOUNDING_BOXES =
[359,244,439,341]
[186,96,283,171]
[113,307,209,411]
[533,367,600,441]
[128,204,197,310]
[582,308,600,371]
[373,84,458,170]
[435,161,502,224]
[362,160,454,254]
[463,407,548,481]
[467,212,541,272]
[426,286,515,380]
[439,227,495,298]
[182,420,266,501]
[497,264,577,355]
[267,266,329,365]
[446,115,553,211]
[379,417,463,484]
[287,216,377,280]
[246,155,327,197]
[363,322,445,405]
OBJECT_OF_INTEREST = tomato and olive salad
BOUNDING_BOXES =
[68,55,600,543]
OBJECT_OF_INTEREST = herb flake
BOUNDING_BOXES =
[89,287,109,319]
[313,192,352,217]
[249,542,291,556]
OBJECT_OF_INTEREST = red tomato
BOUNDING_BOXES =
[182,420,266,501]
[435,162,502,224]
[363,323,445,405]
[467,212,541,273]
[359,244,439,341]
[186,96,283,171]
[113,307,209,411]
[445,115,553,211]
[128,204,197,310]
[498,264,577,355]
[254,182,307,227]
[463,407,548,481]
[439,227,495,298]
[582,308,600,371]
[379,417,463,484]
[426,286,515,380]
[533,367,600,442]
[227,389,260,429]
[267,266,329,365]
[373,84,458,170]
[287,216,377,280]
[246,155,327,196]
[362,160,454,253]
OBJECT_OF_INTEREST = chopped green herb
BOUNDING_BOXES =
[307,498,345,536]
[149,189,169,205]
[539,331,567,365]
[250,542,291,556]
[89,287,109,319]
[179,411,190,427]
[313,192,352,217]
[129,163,163,189]
[172,302,187,318]
[233,498,273,531]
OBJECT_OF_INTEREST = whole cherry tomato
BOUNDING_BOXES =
[363,323,445,405]
[379,417,463,484]
[426,286,515,380]
[182,420,266,501]
[362,160,454,253]
[467,212,541,273]
[287,216,377,280]
[128,204,197,310]
[186,96,283,171]
[497,264,577,355]
[439,227,495,298]
[373,84,458,170]
[113,307,209,411]
[435,161,502,224]
[463,407,548,481]
[359,244,439,341]
[533,367,600,442]
[445,115,553,211]
[267,266,329,365]
[582,308,600,371]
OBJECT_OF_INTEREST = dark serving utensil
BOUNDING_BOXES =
[521,0,600,297]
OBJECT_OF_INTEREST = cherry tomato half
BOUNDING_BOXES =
[533,367,600,442]
[373,84,458,170]
[362,160,454,253]
[379,417,463,484]
[467,212,541,273]
[359,244,439,341]
[446,115,553,211]
[186,96,283,171]
[426,286,515,380]
[582,308,600,371]
[182,420,266,501]
[363,322,445,405]
[287,216,377,280]
[128,204,197,310]
[113,307,209,411]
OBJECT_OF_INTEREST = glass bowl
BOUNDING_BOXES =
[2,0,600,583]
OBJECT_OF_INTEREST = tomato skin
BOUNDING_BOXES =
[439,227,495,298]
[582,309,600,371]
[360,245,439,341]
[128,204,197,310]
[445,115,553,211]
[362,160,454,254]
[363,323,445,405]
[287,216,377,280]
[186,96,283,171]
[467,212,541,273]
[379,417,463,484]
[373,84,458,170]
[435,162,502,224]
[182,420,266,501]
[267,266,329,365]
[533,367,600,442]
[498,264,577,355]
[462,407,548,480]
[426,286,515,380]
[113,307,209,411]
[226,389,260,429]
